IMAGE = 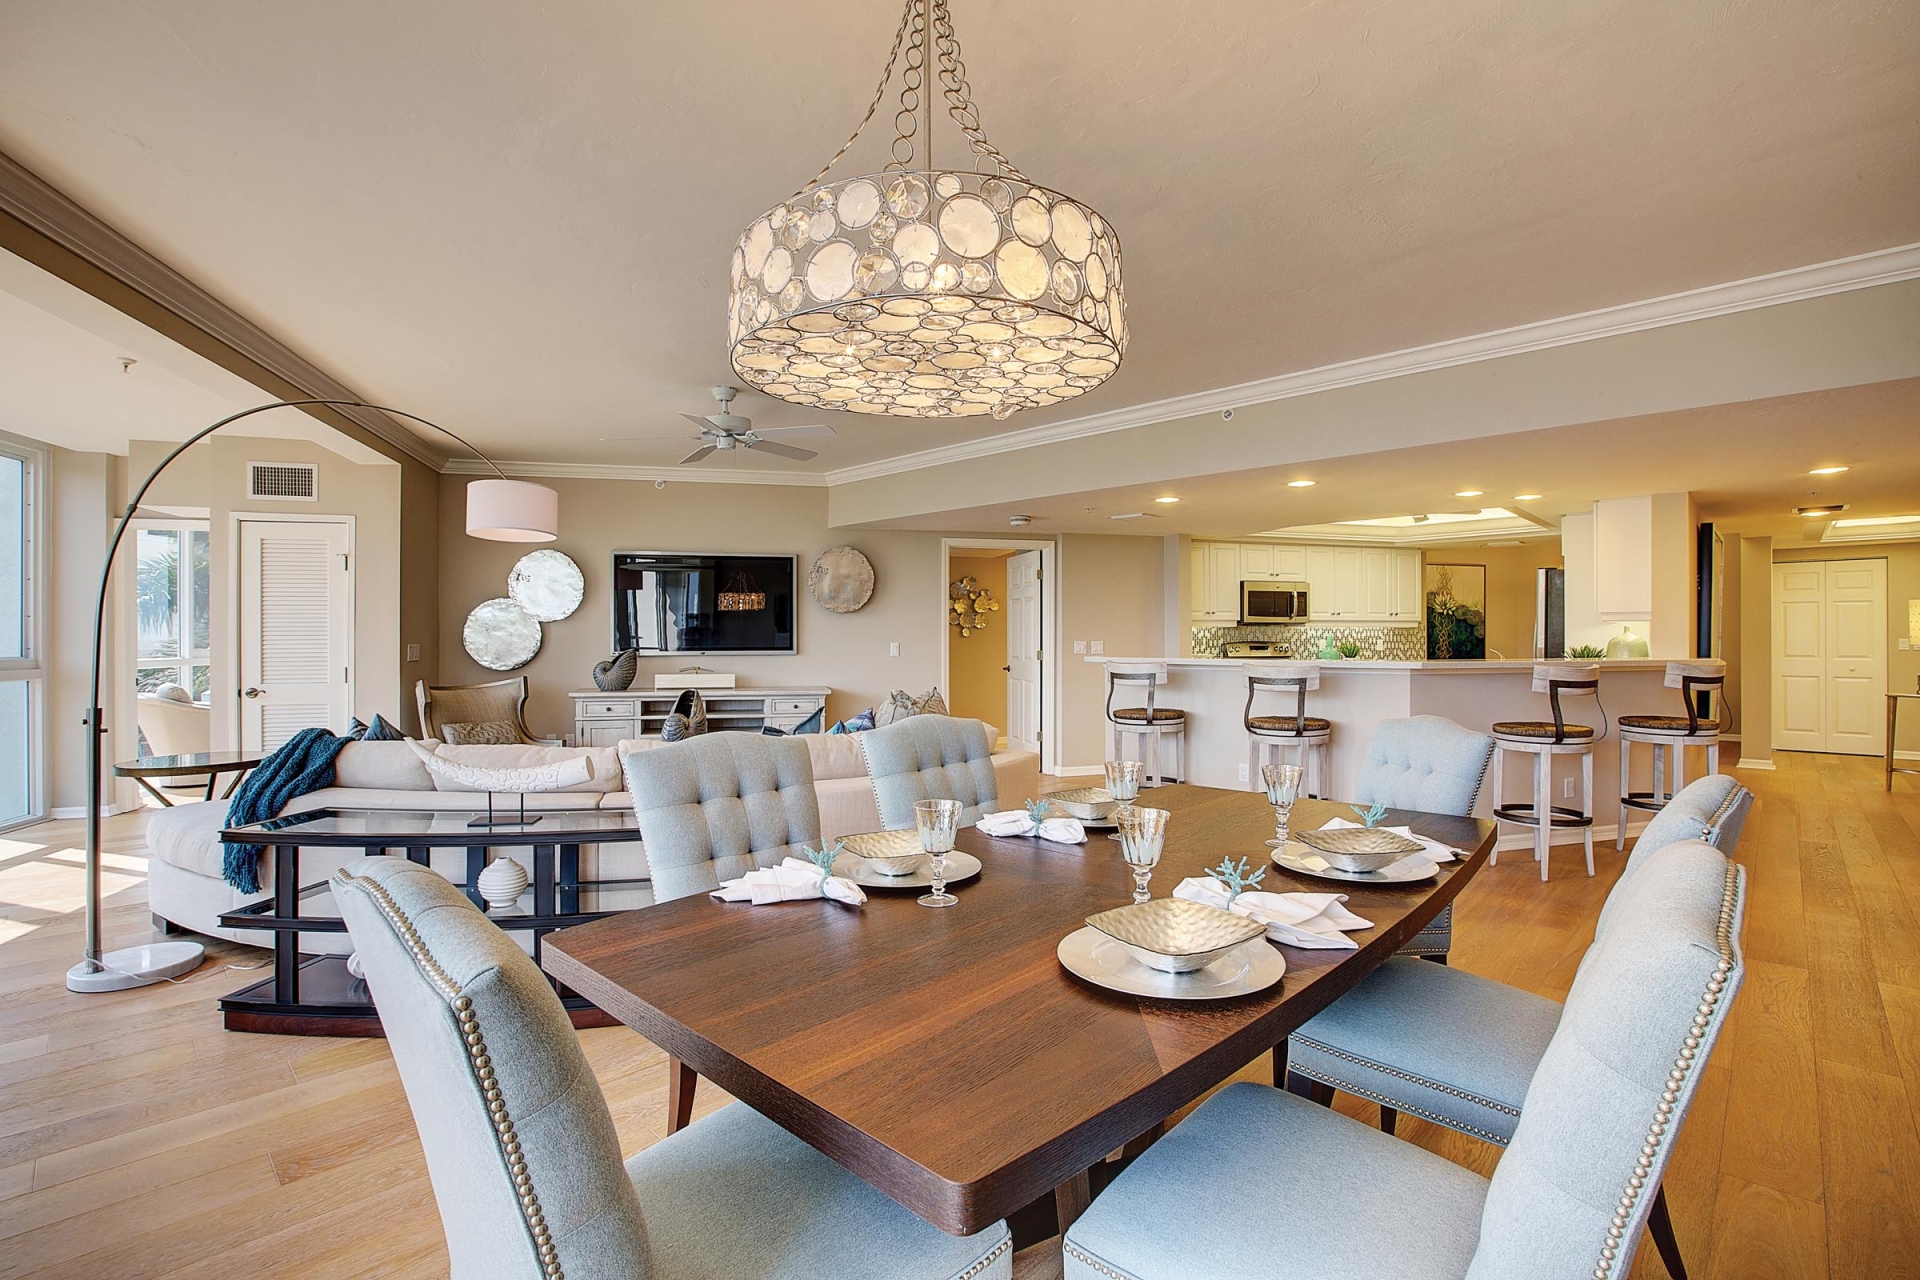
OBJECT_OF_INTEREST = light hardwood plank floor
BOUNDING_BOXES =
[0,754,1912,1278]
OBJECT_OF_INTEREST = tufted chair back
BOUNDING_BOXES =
[623,734,822,903]
[1595,775,1751,938]
[1353,716,1495,817]
[1467,840,1744,1279]
[333,857,652,1280]
[859,715,1000,829]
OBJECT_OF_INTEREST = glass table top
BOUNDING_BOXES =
[224,807,641,843]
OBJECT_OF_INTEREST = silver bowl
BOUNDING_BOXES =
[1085,898,1267,973]
[840,830,927,876]
[1294,825,1424,873]
[1045,787,1119,822]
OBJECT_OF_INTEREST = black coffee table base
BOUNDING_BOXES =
[219,955,618,1036]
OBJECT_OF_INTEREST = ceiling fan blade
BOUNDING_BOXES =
[680,413,718,431]
[599,432,705,443]
[748,423,837,440]
[679,445,717,465]
[744,439,817,462]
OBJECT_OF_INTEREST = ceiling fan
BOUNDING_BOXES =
[604,386,836,464]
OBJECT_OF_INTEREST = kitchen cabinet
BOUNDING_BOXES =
[1593,496,1653,617]
[1363,550,1393,618]
[1190,542,1244,621]
[1195,541,1418,625]
[1389,548,1422,623]
[1237,543,1273,577]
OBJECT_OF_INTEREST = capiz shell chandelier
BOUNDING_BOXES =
[727,0,1125,420]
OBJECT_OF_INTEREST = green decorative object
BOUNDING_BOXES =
[1337,641,1362,659]
[1316,634,1341,660]
[1424,563,1487,660]
[1605,625,1650,659]
[1566,643,1607,659]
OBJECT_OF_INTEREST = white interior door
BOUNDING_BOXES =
[239,519,352,752]
[1772,559,1886,756]
[1006,551,1042,754]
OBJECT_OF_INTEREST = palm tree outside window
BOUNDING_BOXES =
[135,523,210,700]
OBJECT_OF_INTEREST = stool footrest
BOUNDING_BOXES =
[1620,791,1669,814]
[1493,801,1594,829]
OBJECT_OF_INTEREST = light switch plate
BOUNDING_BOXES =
[1073,640,1087,654]
[888,641,901,657]
[1090,640,1105,654]
[405,643,421,662]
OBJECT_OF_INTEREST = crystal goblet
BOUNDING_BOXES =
[1262,762,1305,848]
[1115,805,1170,904]
[913,798,963,908]
[1103,760,1144,842]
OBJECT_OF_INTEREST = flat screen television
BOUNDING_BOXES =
[611,552,796,655]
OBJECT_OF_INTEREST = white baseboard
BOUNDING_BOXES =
[1898,749,1920,763]
[1494,815,1649,853]
[49,801,141,820]
[1734,758,1777,771]
[1051,765,1107,778]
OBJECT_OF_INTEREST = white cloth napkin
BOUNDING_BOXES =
[976,811,1088,844]
[1316,817,1459,863]
[710,857,867,907]
[1172,876,1373,949]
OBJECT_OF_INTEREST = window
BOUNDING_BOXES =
[0,435,43,829]
[135,523,211,701]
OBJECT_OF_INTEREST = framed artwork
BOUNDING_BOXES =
[1425,564,1487,660]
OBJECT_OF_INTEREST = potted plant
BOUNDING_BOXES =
[1337,641,1362,660]
[1566,644,1606,659]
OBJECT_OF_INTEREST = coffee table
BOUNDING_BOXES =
[115,749,262,806]
[217,807,646,1035]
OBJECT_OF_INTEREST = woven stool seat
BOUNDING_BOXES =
[1492,721,1594,741]
[1247,715,1331,734]
[1619,714,1712,734]
[1111,706,1186,724]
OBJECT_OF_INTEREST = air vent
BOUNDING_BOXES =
[248,462,317,501]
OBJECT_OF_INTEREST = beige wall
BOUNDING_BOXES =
[1737,536,1773,766]
[1773,538,1920,756]
[398,456,441,733]
[46,447,133,814]
[1421,541,1564,660]
[945,554,1009,729]
[128,435,403,745]
[1059,533,1167,768]
[1719,534,1744,737]
[1649,492,1698,659]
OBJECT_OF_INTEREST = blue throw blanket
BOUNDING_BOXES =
[221,727,352,894]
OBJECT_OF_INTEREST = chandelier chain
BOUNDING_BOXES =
[929,0,1029,181]
[791,0,915,196]
[888,3,928,171]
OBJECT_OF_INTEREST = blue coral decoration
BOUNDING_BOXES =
[1351,801,1390,829]
[1024,798,1053,827]
[1206,855,1267,904]
[800,839,846,878]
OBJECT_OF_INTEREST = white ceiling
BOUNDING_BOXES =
[0,0,1914,473]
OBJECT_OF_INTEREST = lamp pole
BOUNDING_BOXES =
[70,398,545,991]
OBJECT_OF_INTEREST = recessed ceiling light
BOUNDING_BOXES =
[1453,489,1484,498]
[1808,466,1850,475]
[1108,512,1157,521]
[1512,493,1543,502]
[1795,504,1848,517]
[1286,479,1316,488]
[1154,496,1180,504]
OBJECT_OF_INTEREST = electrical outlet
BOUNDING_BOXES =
[1562,778,1575,799]
[405,643,421,663]
[1090,640,1105,655]
[1073,640,1087,655]
[1901,638,1912,651]
[1237,763,1250,783]
[888,641,900,657]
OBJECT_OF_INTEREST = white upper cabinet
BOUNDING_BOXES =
[1390,549,1422,622]
[1200,541,1420,626]
[1238,542,1273,577]
[1190,541,1244,621]
[1593,496,1653,617]
[1362,549,1394,618]
[1270,545,1307,580]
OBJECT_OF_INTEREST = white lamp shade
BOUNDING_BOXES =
[465,478,559,542]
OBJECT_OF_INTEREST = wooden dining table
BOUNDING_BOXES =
[542,785,1495,1240]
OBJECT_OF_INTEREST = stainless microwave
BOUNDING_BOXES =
[1240,580,1310,624]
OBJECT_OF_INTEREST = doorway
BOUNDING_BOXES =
[1772,558,1887,755]
[234,516,354,752]
[941,538,1056,774]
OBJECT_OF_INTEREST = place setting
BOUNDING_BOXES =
[1259,763,1459,885]
[830,799,983,902]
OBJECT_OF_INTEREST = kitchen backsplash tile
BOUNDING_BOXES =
[1192,623,1427,661]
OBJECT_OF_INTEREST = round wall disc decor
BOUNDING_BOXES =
[507,549,585,622]
[464,598,543,671]
[808,545,875,613]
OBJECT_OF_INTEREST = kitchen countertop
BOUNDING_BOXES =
[1084,657,1674,673]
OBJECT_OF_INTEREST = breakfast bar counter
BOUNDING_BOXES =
[1087,658,1682,839]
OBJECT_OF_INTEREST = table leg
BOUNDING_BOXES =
[667,1056,698,1135]
[274,844,299,1005]
[534,845,556,918]
[204,771,218,801]
[1118,1121,1165,1163]
[559,844,581,915]
[464,846,486,909]
[134,777,173,807]
[1054,1169,1092,1235]
[406,845,430,866]
[1890,695,1898,792]
[221,768,251,799]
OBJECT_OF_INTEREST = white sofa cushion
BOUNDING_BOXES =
[333,739,439,790]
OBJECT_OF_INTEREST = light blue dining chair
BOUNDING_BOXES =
[1282,773,1751,1279]
[333,857,1013,1280]
[1350,716,1496,963]
[1065,837,1746,1280]
[858,714,1001,829]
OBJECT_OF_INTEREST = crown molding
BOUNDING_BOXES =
[0,149,446,471]
[822,242,1920,487]
[442,458,826,487]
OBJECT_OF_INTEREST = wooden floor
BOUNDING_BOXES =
[0,754,1914,1278]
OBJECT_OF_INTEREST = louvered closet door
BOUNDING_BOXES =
[239,520,352,753]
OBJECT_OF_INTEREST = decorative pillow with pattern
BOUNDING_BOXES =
[875,687,949,727]
[442,718,525,745]
[405,740,594,793]
[827,707,877,735]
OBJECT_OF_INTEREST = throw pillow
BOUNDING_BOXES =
[760,707,827,738]
[153,682,194,704]
[344,717,369,741]
[405,741,594,793]
[363,714,406,742]
[443,719,525,746]
[827,707,876,735]
[875,687,949,726]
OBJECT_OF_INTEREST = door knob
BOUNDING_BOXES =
[243,687,263,698]
[1002,665,1011,673]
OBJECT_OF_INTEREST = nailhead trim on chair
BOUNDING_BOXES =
[1285,1061,1513,1145]
[957,1237,1014,1279]
[1063,1239,1130,1279]
[335,870,566,1280]
[1292,1033,1523,1121]
[1592,860,1741,1280]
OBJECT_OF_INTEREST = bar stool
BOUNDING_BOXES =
[1243,662,1332,798]
[1105,661,1187,786]
[1490,663,1606,881]
[1617,660,1727,850]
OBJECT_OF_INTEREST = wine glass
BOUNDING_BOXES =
[1115,805,1169,904]
[1262,762,1305,848]
[1103,760,1144,842]
[913,798,963,908]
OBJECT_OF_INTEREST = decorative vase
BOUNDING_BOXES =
[592,649,638,691]
[669,689,708,736]
[1605,626,1650,659]
[476,855,529,910]
[345,951,365,980]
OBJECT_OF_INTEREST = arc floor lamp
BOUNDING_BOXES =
[68,398,559,992]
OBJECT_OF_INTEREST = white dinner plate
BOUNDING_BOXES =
[1057,927,1285,1001]
[1269,844,1439,884]
[831,849,982,890]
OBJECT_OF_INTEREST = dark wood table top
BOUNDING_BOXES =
[114,749,262,776]
[543,786,1495,1235]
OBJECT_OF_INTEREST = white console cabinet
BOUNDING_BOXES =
[571,687,830,745]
